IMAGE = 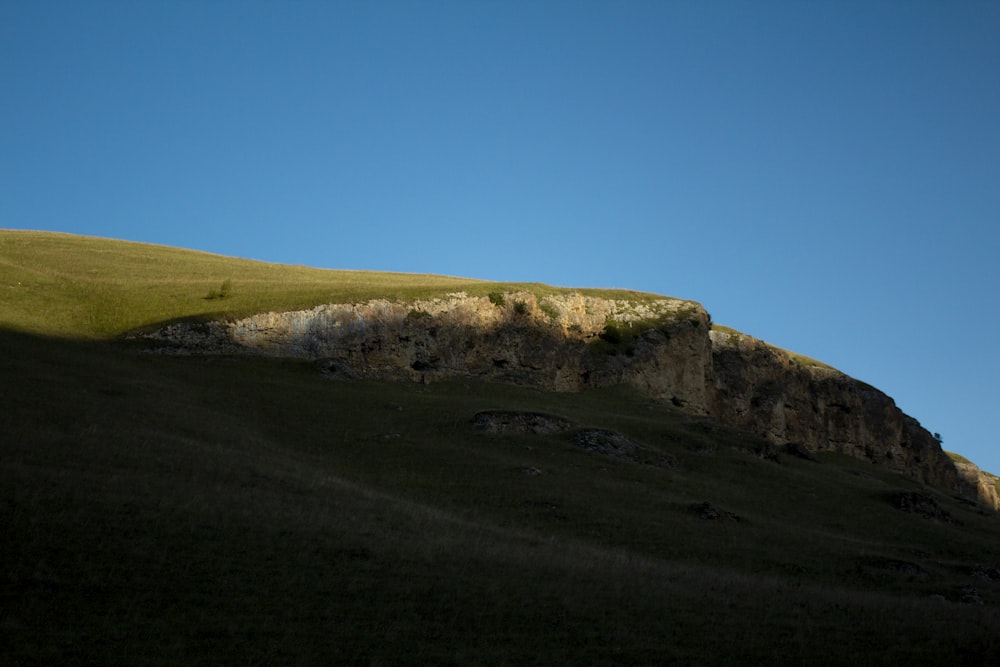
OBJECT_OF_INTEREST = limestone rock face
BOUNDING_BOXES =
[707,328,961,491]
[138,291,991,508]
[953,460,1000,512]
[141,292,713,412]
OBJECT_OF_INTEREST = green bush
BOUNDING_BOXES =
[205,279,233,301]
[488,292,506,307]
[599,321,624,344]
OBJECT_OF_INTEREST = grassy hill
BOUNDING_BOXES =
[0,230,661,339]
[3,231,999,664]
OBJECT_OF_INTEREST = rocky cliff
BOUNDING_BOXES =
[708,328,968,494]
[143,291,713,408]
[137,291,994,509]
[952,458,1000,512]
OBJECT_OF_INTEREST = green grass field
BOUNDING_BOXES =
[0,230,665,339]
[3,231,999,664]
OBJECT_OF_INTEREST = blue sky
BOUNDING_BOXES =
[3,1,999,473]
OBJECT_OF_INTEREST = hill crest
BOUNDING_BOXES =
[2,230,995,509]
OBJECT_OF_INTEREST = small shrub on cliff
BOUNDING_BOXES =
[589,321,627,356]
[599,321,624,344]
[406,309,433,320]
[539,302,559,320]
[488,292,506,308]
[513,300,529,316]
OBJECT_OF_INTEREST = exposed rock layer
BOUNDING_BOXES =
[144,292,713,410]
[137,291,994,509]
[953,460,1000,512]
[708,329,959,490]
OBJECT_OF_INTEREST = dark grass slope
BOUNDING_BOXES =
[3,328,999,665]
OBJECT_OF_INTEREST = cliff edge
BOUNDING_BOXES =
[137,291,993,509]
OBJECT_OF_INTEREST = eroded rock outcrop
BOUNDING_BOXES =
[137,291,991,508]
[708,328,961,491]
[141,291,713,411]
[952,459,1000,512]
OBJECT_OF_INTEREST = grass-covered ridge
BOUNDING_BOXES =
[711,322,835,370]
[948,450,975,466]
[0,230,669,339]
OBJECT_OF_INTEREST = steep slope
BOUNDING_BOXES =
[708,327,967,497]
[950,452,1000,511]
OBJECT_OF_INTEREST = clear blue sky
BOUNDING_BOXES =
[3,1,999,473]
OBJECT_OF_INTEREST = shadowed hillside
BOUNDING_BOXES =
[3,231,999,664]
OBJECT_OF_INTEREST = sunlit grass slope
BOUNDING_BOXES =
[0,230,662,339]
